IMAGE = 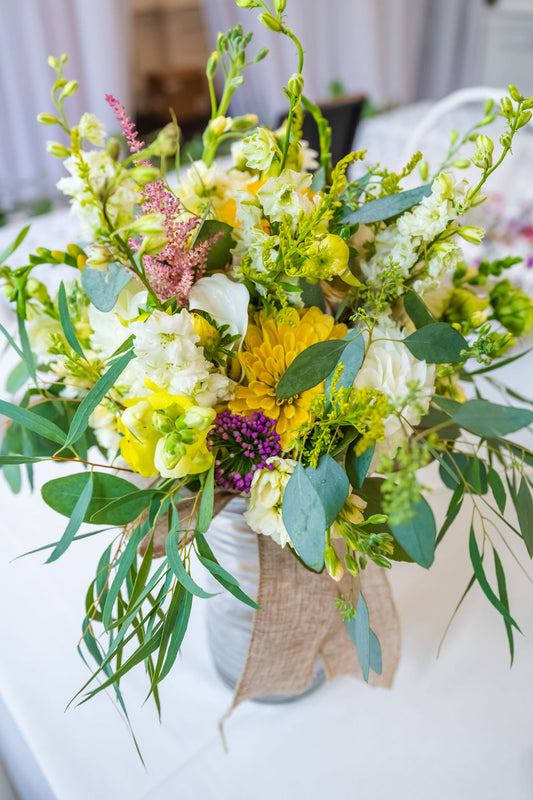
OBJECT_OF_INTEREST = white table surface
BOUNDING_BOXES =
[1,106,533,800]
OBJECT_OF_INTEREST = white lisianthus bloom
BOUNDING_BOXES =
[353,320,435,454]
[189,273,249,340]
[78,113,106,146]
[245,457,297,548]
[241,127,282,172]
[257,170,315,228]
[129,309,235,404]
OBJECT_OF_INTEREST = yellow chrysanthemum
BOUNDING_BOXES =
[229,306,347,449]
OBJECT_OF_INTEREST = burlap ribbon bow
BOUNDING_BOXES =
[140,489,401,708]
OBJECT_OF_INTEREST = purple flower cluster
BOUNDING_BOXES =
[208,411,281,493]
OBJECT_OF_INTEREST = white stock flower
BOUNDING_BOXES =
[241,127,282,172]
[129,309,234,404]
[245,457,297,547]
[257,170,315,227]
[188,273,249,339]
[78,113,106,146]
[353,320,435,453]
[89,402,121,456]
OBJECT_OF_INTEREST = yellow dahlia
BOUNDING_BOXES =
[229,306,347,449]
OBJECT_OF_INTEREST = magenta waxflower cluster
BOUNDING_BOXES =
[208,411,281,493]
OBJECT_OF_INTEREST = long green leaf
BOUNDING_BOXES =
[0,225,30,264]
[17,316,37,382]
[0,399,66,445]
[515,476,533,557]
[196,463,215,535]
[102,523,149,629]
[47,472,94,562]
[65,349,134,447]
[159,588,193,681]
[493,547,514,665]
[469,525,521,630]
[487,467,506,514]
[58,282,84,357]
[451,399,533,439]
[403,290,436,329]
[196,532,260,609]
[166,513,214,598]
[0,454,43,465]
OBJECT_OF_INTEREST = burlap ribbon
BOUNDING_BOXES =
[133,490,401,706]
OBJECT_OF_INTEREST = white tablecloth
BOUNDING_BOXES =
[1,109,533,800]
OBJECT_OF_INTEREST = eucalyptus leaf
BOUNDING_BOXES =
[515,476,533,557]
[102,523,149,629]
[403,290,436,329]
[345,441,375,489]
[310,166,325,191]
[6,361,31,394]
[166,514,215,598]
[389,496,436,568]
[90,489,161,525]
[42,471,142,524]
[493,547,514,665]
[469,525,520,630]
[196,532,260,609]
[58,282,84,357]
[47,473,93,562]
[451,399,533,439]
[0,399,66,445]
[325,330,365,399]
[192,219,234,272]
[81,263,130,312]
[304,454,349,528]
[276,339,349,399]
[281,462,326,571]
[438,452,488,495]
[196,463,215,535]
[403,323,468,364]
[16,316,37,382]
[487,468,506,514]
[342,184,432,225]
[64,349,134,447]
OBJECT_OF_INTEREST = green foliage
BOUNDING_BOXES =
[341,184,432,225]
[41,471,144,524]
[403,290,436,329]
[388,496,436,569]
[345,441,375,489]
[402,323,468,364]
[81,263,130,312]
[344,592,382,681]
[276,338,349,398]
[281,462,327,571]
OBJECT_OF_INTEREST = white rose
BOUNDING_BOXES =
[245,457,297,548]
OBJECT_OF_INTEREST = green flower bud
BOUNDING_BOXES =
[472,134,494,169]
[508,84,522,103]
[153,122,181,157]
[153,410,175,435]
[484,98,494,115]
[210,115,232,136]
[366,514,388,525]
[288,72,304,98]
[48,55,59,70]
[138,233,168,257]
[255,46,269,63]
[128,166,161,185]
[324,543,344,582]
[259,12,283,31]
[60,80,78,98]
[106,137,121,161]
[451,158,470,169]
[46,141,71,158]
[418,159,429,181]
[236,0,261,7]
[443,288,489,327]
[37,113,60,126]
[206,51,218,80]
[274,0,287,14]
[26,278,50,305]
[130,213,166,235]
[522,97,533,110]
[517,110,532,129]
[500,97,513,118]
[231,113,258,131]
[456,226,485,244]
[344,553,359,576]
[490,279,533,337]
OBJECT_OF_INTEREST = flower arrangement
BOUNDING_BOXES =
[2,0,533,730]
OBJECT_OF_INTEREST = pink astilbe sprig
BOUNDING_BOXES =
[134,181,220,303]
[105,94,147,161]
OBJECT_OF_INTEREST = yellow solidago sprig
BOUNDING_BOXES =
[300,382,392,469]
[229,306,347,449]
[118,383,215,479]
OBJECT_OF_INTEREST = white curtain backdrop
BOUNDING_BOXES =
[200,0,484,124]
[0,0,131,214]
